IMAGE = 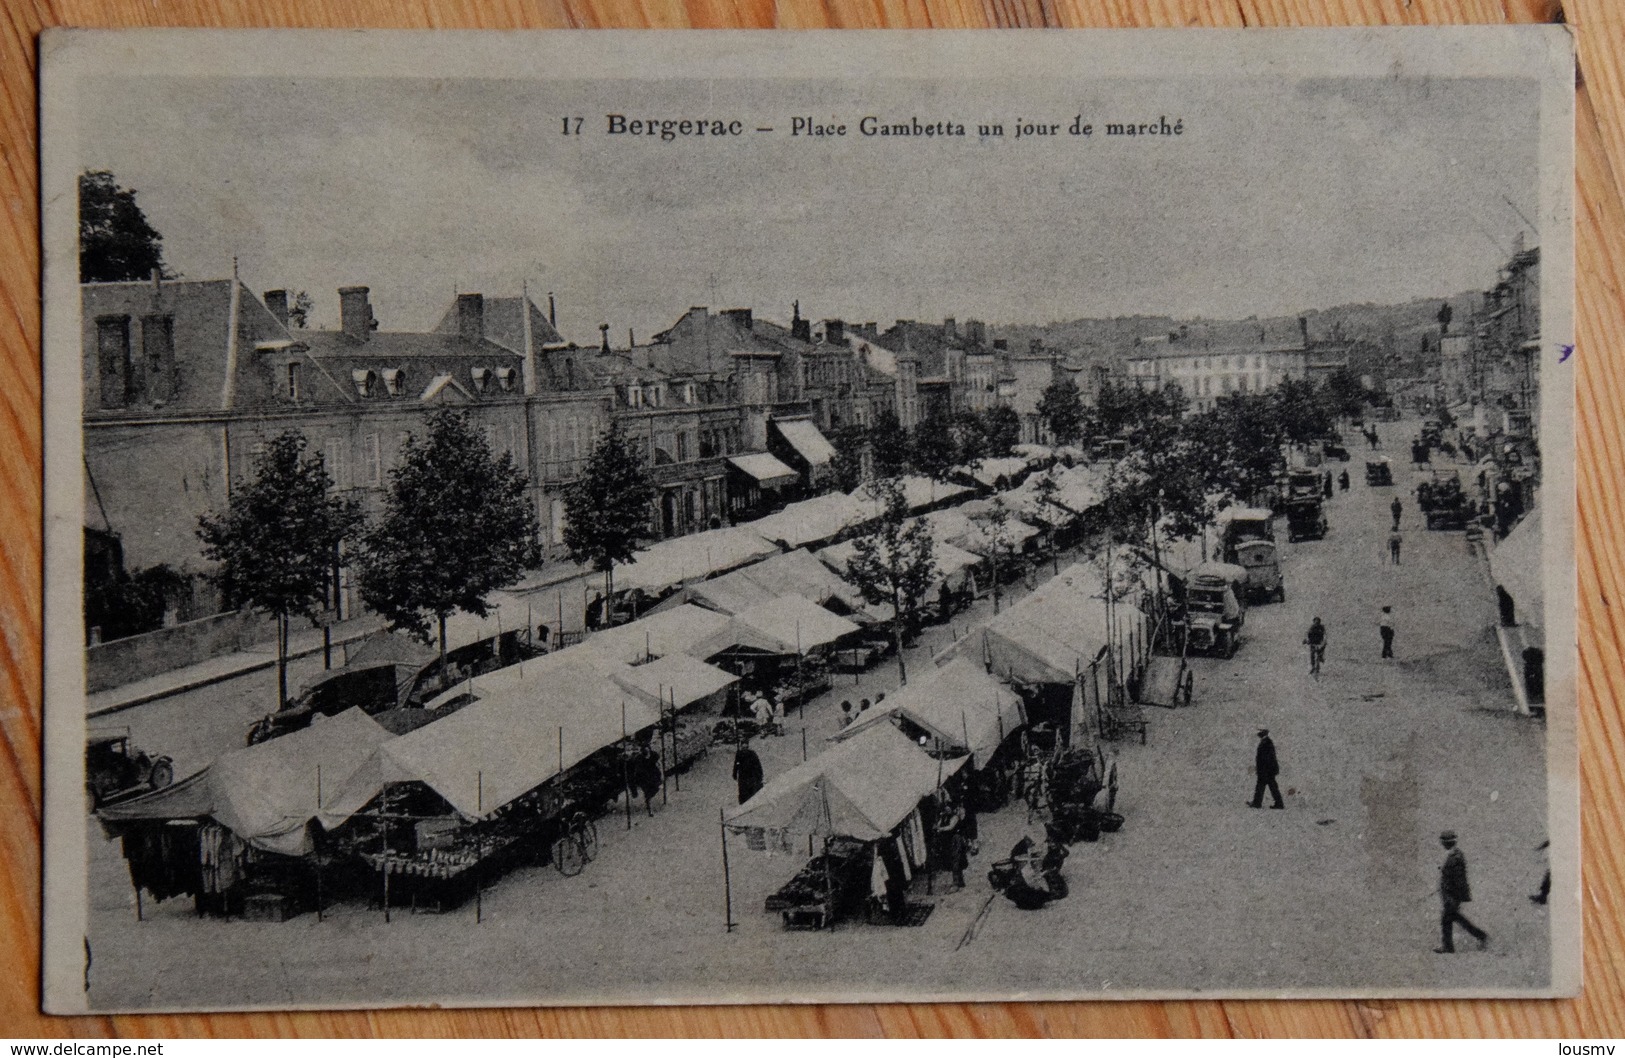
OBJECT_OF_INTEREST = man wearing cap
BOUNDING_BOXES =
[1436,830,1489,953]
[1249,729,1284,810]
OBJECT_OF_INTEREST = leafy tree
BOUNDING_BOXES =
[561,420,657,610]
[79,171,172,283]
[1271,377,1332,444]
[288,291,314,329]
[197,431,363,707]
[844,477,936,684]
[981,405,1022,459]
[1437,301,1454,335]
[868,407,911,478]
[358,411,541,672]
[829,423,869,492]
[911,413,959,480]
[952,410,988,466]
[1036,374,1086,445]
[86,563,194,643]
[980,497,1022,614]
[1320,368,1369,422]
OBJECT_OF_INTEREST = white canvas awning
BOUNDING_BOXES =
[816,538,983,600]
[611,527,783,595]
[960,456,1031,488]
[101,709,391,856]
[582,604,733,665]
[329,662,659,820]
[613,652,739,709]
[744,492,872,549]
[724,723,967,841]
[831,657,1025,766]
[1488,508,1544,635]
[728,452,799,485]
[689,548,885,622]
[935,563,1135,686]
[773,418,837,467]
[691,594,860,657]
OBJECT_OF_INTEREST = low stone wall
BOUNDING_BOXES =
[86,609,278,693]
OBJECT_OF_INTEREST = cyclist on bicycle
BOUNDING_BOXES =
[1304,617,1328,674]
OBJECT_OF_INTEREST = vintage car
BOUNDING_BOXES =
[1284,500,1328,544]
[1181,562,1247,658]
[86,730,173,809]
[1365,457,1394,486]
[1231,538,1285,602]
[1284,468,1323,506]
[1419,469,1471,530]
[1321,435,1351,461]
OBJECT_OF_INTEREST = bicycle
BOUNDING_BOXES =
[1305,640,1326,678]
[550,810,598,877]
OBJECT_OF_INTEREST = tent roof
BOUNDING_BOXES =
[849,476,971,513]
[582,604,734,664]
[611,527,783,595]
[743,492,871,549]
[935,564,1124,685]
[1488,508,1543,632]
[773,418,837,467]
[960,456,1031,487]
[815,538,983,596]
[691,548,883,622]
[613,652,739,708]
[436,591,543,655]
[832,657,1024,764]
[725,723,966,840]
[692,594,860,657]
[346,663,659,819]
[99,709,392,856]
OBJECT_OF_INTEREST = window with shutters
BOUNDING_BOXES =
[141,315,175,403]
[96,316,132,408]
[324,437,349,489]
[286,362,303,401]
[365,433,382,486]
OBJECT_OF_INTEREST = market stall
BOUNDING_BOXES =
[742,492,874,550]
[675,548,886,625]
[830,657,1025,768]
[689,594,860,707]
[723,724,968,930]
[97,709,392,917]
[609,525,783,598]
[581,604,733,665]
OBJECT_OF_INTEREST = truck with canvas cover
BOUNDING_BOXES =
[1219,507,1275,564]
[1180,562,1247,658]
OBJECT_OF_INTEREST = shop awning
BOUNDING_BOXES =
[582,604,733,665]
[831,657,1025,766]
[1488,508,1544,634]
[725,723,967,841]
[935,563,1133,686]
[691,594,860,658]
[688,548,884,622]
[728,452,799,486]
[773,418,837,467]
[100,709,393,857]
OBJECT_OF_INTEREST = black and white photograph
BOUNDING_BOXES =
[40,28,1577,1011]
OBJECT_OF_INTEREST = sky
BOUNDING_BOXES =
[79,73,1541,345]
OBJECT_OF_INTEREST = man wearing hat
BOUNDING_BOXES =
[1436,830,1489,953]
[1249,729,1284,810]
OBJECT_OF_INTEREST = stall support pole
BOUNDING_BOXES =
[671,688,682,794]
[382,812,391,924]
[659,685,670,807]
[134,879,143,922]
[802,727,808,763]
[475,771,484,925]
[315,765,324,923]
[622,702,634,830]
[720,808,735,933]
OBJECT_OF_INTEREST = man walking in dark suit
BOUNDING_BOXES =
[1249,729,1284,809]
[1435,830,1489,953]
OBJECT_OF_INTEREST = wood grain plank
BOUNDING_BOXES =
[1,0,1620,1038]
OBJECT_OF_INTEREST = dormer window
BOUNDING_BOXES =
[497,367,517,392]
[627,386,642,409]
[647,385,662,408]
[471,367,491,393]
[352,369,376,398]
[683,383,696,404]
[286,361,302,401]
[382,368,404,396]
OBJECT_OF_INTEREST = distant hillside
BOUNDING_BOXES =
[994,292,1482,363]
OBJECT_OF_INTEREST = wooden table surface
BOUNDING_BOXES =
[3,0,1621,1039]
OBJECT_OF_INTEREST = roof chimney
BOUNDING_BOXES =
[824,319,845,346]
[965,320,986,346]
[1298,316,1309,347]
[263,289,289,327]
[599,323,610,354]
[944,317,957,338]
[456,292,485,343]
[338,286,375,343]
[791,301,811,343]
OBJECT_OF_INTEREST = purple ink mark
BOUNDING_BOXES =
[1559,344,1574,363]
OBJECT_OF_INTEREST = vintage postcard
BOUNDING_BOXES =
[41,28,1577,1012]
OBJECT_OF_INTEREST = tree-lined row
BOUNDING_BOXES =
[198,412,657,709]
